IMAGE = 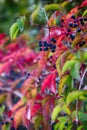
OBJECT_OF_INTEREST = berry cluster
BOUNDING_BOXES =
[60,15,87,44]
[38,38,56,53]
[0,116,13,126]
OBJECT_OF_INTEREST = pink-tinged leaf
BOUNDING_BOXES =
[42,96,55,125]
[22,99,34,128]
[31,103,41,117]
[24,51,37,63]
[66,6,78,18]
[80,0,87,7]
[41,73,56,94]
[21,76,35,94]
[0,61,14,74]
[14,107,25,129]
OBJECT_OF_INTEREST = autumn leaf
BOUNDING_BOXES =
[80,0,87,8]
[41,73,56,94]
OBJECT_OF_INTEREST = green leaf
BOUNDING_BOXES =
[83,10,87,16]
[51,106,61,121]
[10,22,19,40]
[59,121,66,130]
[0,106,5,117]
[31,6,48,25]
[62,105,71,115]
[34,115,43,130]
[77,126,83,130]
[2,124,10,130]
[82,52,87,61]
[70,61,80,80]
[72,110,87,123]
[57,117,68,130]
[44,4,61,11]
[51,104,71,121]
[62,60,78,74]
[54,123,60,130]
[17,16,26,32]
[66,90,87,105]
[44,1,69,12]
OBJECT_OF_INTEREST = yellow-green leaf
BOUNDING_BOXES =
[70,61,80,80]
[82,10,87,16]
[51,106,61,121]
[58,75,69,95]
[44,4,61,11]
[66,90,87,105]
[62,60,78,74]
[10,22,19,40]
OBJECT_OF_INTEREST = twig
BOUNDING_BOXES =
[79,68,87,90]
[76,68,87,124]
[0,87,23,98]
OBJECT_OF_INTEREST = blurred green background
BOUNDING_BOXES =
[0,0,83,34]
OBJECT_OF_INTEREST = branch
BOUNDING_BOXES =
[79,68,87,90]
[0,87,23,98]
[76,68,87,124]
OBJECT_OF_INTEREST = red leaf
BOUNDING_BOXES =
[7,110,12,118]
[0,33,6,40]
[41,73,56,94]
[35,94,43,100]
[80,0,87,7]
[31,103,41,117]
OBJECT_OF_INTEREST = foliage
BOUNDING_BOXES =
[1,0,87,130]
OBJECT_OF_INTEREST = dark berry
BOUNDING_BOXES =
[61,19,64,22]
[49,43,53,49]
[79,17,83,21]
[26,73,30,79]
[53,65,56,69]
[10,70,15,74]
[60,24,63,27]
[39,48,43,51]
[1,122,4,125]
[52,45,56,49]
[10,117,14,121]
[69,22,73,27]
[44,47,48,51]
[84,17,87,21]
[71,15,75,19]
[65,122,68,126]
[63,113,67,116]
[67,28,71,32]
[43,41,47,46]
[74,19,78,23]
[39,40,42,44]
[77,28,81,32]
[70,34,75,40]
[50,56,52,59]
[51,49,55,53]
[79,41,85,47]
[51,38,56,43]
[80,21,84,25]
[39,42,42,47]
[73,23,78,28]
[5,121,9,125]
